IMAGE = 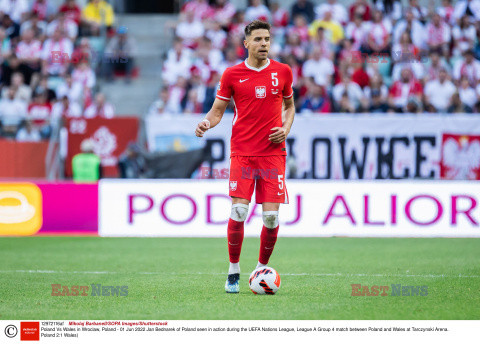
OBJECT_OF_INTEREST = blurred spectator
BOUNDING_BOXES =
[0,0,29,23]
[84,93,114,118]
[315,0,348,25]
[426,13,450,57]
[349,0,371,21]
[206,21,227,50]
[457,76,477,112]
[453,49,480,86]
[104,26,136,83]
[2,72,31,102]
[448,92,469,113]
[1,54,33,85]
[424,68,456,112]
[162,37,192,86]
[364,10,391,53]
[0,27,11,62]
[47,11,78,41]
[148,87,169,115]
[41,27,73,76]
[368,89,389,112]
[27,90,52,136]
[181,0,211,22]
[163,77,188,114]
[71,37,92,65]
[300,82,331,113]
[453,0,480,22]
[404,0,428,22]
[118,142,145,178]
[51,95,82,119]
[72,61,96,89]
[245,0,271,23]
[309,11,344,44]
[218,48,242,73]
[56,73,82,104]
[391,31,419,63]
[438,0,455,25]
[16,119,41,141]
[20,12,47,38]
[81,0,115,36]
[211,0,236,27]
[332,74,365,111]
[1,14,20,41]
[202,71,220,113]
[302,46,334,87]
[392,9,424,50]
[291,0,315,24]
[15,28,42,73]
[72,139,101,182]
[31,0,56,22]
[423,50,451,82]
[176,9,205,49]
[388,68,423,112]
[452,15,476,56]
[0,86,27,136]
[33,75,56,102]
[287,14,310,43]
[271,2,289,28]
[282,32,307,61]
[310,27,333,59]
[346,14,368,51]
[59,0,82,25]
[351,62,370,88]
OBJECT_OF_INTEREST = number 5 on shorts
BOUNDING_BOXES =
[278,174,284,190]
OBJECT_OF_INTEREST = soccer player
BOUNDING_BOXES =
[195,20,295,293]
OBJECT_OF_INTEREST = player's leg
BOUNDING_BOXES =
[225,156,254,293]
[254,155,288,268]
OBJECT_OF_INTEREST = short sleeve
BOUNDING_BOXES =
[216,68,233,101]
[283,65,294,99]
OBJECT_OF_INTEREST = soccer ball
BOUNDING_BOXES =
[249,266,281,295]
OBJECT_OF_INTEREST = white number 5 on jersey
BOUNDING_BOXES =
[271,72,278,87]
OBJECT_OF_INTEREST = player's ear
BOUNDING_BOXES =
[243,39,248,49]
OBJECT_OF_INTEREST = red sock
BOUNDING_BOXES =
[227,218,244,263]
[259,225,279,264]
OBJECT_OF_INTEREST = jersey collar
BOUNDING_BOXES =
[244,58,270,72]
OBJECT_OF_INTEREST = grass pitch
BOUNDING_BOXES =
[0,237,479,320]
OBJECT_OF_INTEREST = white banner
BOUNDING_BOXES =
[99,180,480,237]
[145,114,480,180]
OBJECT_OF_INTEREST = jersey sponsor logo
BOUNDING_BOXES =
[255,86,266,98]
[239,78,249,83]
[229,181,237,191]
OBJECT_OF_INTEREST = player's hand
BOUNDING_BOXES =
[195,119,210,137]
[269,127,288,143]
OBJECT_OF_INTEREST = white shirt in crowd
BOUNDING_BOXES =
[56,81,83,103]
[393,19,426,48]
[16,39,42,61]
[84,103,115,119]
[162,47,193,85]
[176,20,205,46]
[332,81,364,108]
[51,101,82,120]
[453,58,480,81]
[302,57,334,86]
[41,38,74,75]
[0,0,29,23]
[245,4,271,22]
[0,98,27,126]
[315,2,348,23]
[72,66,96,89]
[459,86,477,108]
[46,19,78,40]
[16,127,41,142]
[424,79,457,110]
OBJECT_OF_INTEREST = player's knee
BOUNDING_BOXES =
[230,203,249,222]
[263,211,279,229]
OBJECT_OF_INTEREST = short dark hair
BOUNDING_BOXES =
[244,20,271,38]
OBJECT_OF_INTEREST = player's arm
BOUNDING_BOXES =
[269,96,295,143]
[195,97,229,137]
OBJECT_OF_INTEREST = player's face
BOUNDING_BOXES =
[244,29,270,61]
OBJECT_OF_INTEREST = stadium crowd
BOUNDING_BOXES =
[151,0,480,115]
[0,0,132,141]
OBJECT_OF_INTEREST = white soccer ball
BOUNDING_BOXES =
[249,266,281,295]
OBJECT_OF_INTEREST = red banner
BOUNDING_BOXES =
[0,140,48,178]
[66,117,139,177]
[440,133,480,180]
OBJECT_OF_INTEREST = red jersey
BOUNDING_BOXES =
[216,58,293,157]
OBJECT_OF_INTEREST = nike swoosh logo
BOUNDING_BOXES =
[228,242,239,246]
[265,246,274,250]
[239,79,249,83]
[277,192,284,195]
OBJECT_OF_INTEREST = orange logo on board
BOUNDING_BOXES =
[0,183,42,236]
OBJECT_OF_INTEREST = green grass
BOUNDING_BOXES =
[0,237,479,320]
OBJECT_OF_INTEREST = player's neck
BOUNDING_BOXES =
[246,56,269,70]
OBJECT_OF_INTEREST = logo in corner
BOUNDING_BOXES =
[229,181,237,191]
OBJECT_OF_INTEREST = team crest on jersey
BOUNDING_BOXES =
[255,86,266,98]
[229,181,237,191]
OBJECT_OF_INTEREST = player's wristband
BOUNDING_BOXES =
[202,119,211,128]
